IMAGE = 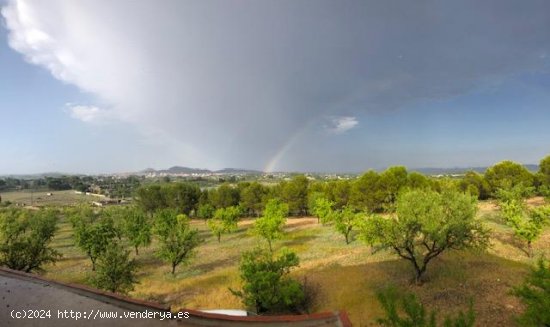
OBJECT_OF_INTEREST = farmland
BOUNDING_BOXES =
[39,197,549,326]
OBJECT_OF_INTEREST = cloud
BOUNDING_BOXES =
[66,104,110,123]
[327,116,358,134]
[2,0,550,170]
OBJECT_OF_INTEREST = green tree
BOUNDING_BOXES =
[240,182,267,217]
[197,203,215,219]
[281,175,309,215]
[484,161,534,195]
[331,205,362,244]
[253,199,288,252]
[92,241,138,294]
[311,197,334,224]
[231,248,304,314]
[499,199,549,257]
[164,183,201,215]
[154,209,201,274]
[512,258,550,327]
[207,206,241,242]
[459,171,491,200]
[378,166,409,212]
[407,172,431,190]
[135,185,166,216]
[122,207,151,255]
[358,189,489,284]
[538,155,550,186]
[350,170,383,213]
[376,287,475,327]
[210,183,240,209]
[325,180,351,210]
[70,206,118,271]
[0,208,60,272]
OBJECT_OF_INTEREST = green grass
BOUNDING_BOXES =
[36,198,550,326]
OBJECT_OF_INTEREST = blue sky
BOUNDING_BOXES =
[1,0,549,174]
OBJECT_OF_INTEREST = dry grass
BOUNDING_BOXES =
[39,198,550,326]
[0,190,92,207]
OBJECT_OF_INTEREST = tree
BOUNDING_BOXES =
[154,209,201,274]
[281,175,309,215]
[538,155,550,185]
[407,172,431,190]
[253,199,288,252]
[512,258,550,327]
[210,183,240,209]
[499,199,549,257]
[484,161,534,195]
[240,182,267,217]
[70,206,118,270]
[350,170,383,213]
[376,287,475,327]
[459,171,491,200]
[377,166,409,212]
[164,183,201,215]
[537,155,550,200]
[197,203,215,219]
[207,206,241,242]
[358,189,489,284]
[231,248,304,314]
[92,241,138,294]
[122,207,151,255]
[0,208,60,272]
[311,197,334,224]
[135,185,166,216]
[325,180,351,210]
[331,205,362,244]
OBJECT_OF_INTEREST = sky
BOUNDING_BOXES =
[1,0,550,174]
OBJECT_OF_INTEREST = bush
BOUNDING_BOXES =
[512,259,550,326]
[231,248,305,314]
[376,287,475,327]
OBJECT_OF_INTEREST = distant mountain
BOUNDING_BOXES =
[137,166,261,175]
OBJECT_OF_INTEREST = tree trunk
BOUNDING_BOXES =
[344,233,349,244]
[527,241,532,258]
[171,263,176,275]
[414,264,427,285]
[135,246,139,255]
[217,233,221,243]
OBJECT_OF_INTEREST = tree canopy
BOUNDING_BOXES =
[358,189,489,284]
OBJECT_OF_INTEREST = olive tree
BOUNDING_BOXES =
[358,189,489,284]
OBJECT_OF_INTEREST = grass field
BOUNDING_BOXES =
[0,190,97,206]
[40,198,550,326]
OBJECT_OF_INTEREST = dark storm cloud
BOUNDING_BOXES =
[3,0,550,170]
